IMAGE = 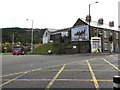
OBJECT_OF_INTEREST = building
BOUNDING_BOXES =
[42,16,120,53]
[42,28,57,44]
[51,17,120,53]
[50,28,70,43]
[72,17,120,53]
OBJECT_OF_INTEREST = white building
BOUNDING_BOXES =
[42,28,57,44]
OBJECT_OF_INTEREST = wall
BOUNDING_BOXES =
[62,41,90,54]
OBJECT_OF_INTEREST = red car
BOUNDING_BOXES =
[12,45,25,55]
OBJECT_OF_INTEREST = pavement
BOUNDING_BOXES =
[1,54,120,89]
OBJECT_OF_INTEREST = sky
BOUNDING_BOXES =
[0,0,119,29]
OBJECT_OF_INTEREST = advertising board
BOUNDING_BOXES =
[71,25,89,41]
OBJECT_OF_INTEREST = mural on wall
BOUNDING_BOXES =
[71,25,89,41]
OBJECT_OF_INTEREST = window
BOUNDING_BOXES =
[93,41,99,49]
[104,42,108,50]
[110,32,112,36]
[115,44,119,52]
[46,33,48,37]
[104,31,107,38]
[116,44,119,49]
[116,32,119,39]
[109,32,113,42]
[61,32,68,37]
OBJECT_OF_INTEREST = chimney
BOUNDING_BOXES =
[98,18,103,24]
[86,15,91,22]
[109,21,114,27]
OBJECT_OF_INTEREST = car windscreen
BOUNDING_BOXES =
[13,48,21,52]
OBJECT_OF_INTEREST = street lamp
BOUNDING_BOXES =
[12,31,17,48]
[26,19,34,53]
[12,33,14,48]
[89,1,98,52]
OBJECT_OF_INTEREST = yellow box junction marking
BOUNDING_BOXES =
[0,71,29,87]
[0,72,24,78]
[0,58,97,78]
[45,64,66,90]
[1,68,42,78]
[0,78,112,82]
[86,60,99,89]
[101,58,120,71]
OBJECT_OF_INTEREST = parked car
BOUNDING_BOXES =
[12,45,25,55]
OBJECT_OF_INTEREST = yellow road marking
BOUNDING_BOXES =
[112,56,120,60]
[57,79,93,81]
[102,58,120,71]
[0,72,25,77]
[63,69,117,71]
[78,63,110,66]
[0,58,97,78]
[97,80,112,81]
[1,79,92,81]
[2,69,116,74]
[86,60,99,89]
[13,69,116,72]
[1,79,51,81]
[1,68,42,78]
[30,68,42,72]
[1,57,116,78]
[57,79,112,82]
[65,58,97,65]
[45,64,66,90]
[0,71,29,87]
[90,70,117,71]
[0,79,112,82]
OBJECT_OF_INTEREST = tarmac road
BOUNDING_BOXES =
[1,54,120,89]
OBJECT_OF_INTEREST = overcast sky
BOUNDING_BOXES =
[0,0,119,29]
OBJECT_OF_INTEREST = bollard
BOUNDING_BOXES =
[113,76,120,89]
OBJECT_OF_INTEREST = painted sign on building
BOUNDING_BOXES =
[71,25,89,41]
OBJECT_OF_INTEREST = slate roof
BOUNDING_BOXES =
[74,18,118,31]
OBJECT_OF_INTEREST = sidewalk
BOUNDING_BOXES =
[60,52,117,56]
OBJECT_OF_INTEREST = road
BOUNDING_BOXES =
[1,54,120,89]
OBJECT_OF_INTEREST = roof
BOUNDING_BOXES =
[52,27,70,33]
[75,18,118,31]
[47,28,58,32]
[50,27,70,35]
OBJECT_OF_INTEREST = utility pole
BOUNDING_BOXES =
[89,1,98,53]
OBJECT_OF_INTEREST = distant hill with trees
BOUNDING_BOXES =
[1,27,46,45]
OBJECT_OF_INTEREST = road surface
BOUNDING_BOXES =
[1,54,120,89]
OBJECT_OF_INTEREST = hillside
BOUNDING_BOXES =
[1,27,46,44]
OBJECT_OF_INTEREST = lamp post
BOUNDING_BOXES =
[89,1,98,52]
[26,19,34,53]
[12,33,14,48]
[12,31,17,48]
